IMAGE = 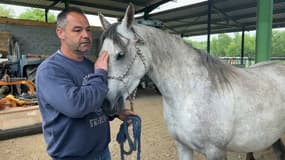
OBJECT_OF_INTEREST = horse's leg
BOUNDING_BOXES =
[205,146,227,160]
[246,152,255,160]
[272,138,285,160]
[245,139,285,160]
[176,142,193,160]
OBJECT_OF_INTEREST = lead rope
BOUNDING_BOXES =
[116,115,141,160]
[116,88,141,160]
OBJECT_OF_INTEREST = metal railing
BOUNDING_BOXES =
[219,56,285,67]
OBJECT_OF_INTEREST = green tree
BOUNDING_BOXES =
[243,34,255,58]
[210,34,231,56]
[183,38,207,51]
[0,5,15,18]
[18,8,56,22]
[192,41,207,51]
[272,30,285,57]
[185,33,256,67]
[224,33,241,57]
[184,30,285,60]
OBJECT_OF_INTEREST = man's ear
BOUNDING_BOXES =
[56,27,63,39]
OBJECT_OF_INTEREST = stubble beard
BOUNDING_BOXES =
[74,43,91,56]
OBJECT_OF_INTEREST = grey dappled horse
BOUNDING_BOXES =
[99,4,285,160]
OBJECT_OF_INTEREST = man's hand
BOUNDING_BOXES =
[95,50,109,71]
[118,109,137,122]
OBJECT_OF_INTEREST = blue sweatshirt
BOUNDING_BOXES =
[36,51,110,160]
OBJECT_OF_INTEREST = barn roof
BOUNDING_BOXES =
[0,0,284,36]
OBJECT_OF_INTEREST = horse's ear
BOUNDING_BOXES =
[99,12,111,30]
[121,3,135,29]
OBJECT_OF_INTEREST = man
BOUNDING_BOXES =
[36,7,135,160]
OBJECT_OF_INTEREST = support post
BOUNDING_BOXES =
[207,0,212,54]
[45,0,61,23]
[45,9,48,23]
[241,27,245,66]
[64,0,70,8]
[255,0,273,63]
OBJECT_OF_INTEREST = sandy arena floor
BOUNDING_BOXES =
[0,89,281,160]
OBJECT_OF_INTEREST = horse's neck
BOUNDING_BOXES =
[135,25,237,99]
[135,25,206,95]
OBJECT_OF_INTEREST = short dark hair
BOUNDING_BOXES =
[57,7,85,28]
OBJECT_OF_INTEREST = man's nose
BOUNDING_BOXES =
[82,30,90,38]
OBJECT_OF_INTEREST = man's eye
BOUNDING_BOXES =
[116,51,125,60]
[73,28,81,32]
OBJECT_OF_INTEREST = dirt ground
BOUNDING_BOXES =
[0,89,281,160]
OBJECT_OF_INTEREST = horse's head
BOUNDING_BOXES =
[99,4,149,115]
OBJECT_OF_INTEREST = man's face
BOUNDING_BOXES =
[57,12,93,55]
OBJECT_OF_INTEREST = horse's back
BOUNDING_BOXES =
[248,60,285,73]
[246,61,285,89]
[227,60,285,152]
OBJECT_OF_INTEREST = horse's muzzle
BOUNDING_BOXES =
[102,95,124,116]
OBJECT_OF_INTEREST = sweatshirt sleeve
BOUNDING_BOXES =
[36,65,108,118]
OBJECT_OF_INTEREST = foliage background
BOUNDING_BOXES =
[184,30,285,58]
[0,5,56,22]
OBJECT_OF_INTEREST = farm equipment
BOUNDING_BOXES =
[0,32,44,109]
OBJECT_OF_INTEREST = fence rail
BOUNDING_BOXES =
[219,57,285,67]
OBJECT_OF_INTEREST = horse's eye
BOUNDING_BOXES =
[116,51,125,60]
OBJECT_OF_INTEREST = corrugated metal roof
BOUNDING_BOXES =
[145,0,285,36]
[0,0,284,36]
[0,0,171,18]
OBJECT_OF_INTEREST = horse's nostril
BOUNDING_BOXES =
[102,99,112,115]
[116,96,124,109]
[102,99,111,108]
[102,96,124,116]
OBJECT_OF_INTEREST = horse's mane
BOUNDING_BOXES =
[194,48,237,90]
